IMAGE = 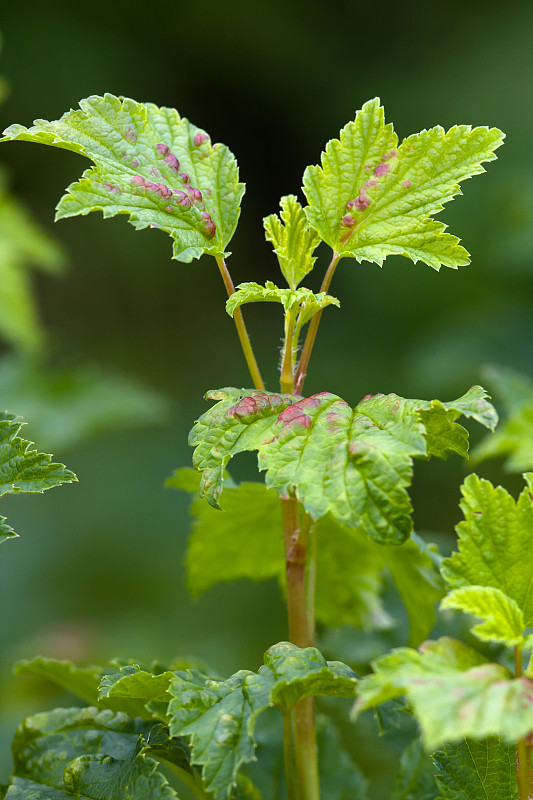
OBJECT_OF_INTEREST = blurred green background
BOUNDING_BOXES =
[0,0,532,794]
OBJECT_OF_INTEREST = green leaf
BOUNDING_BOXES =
[433,738,517,800]
[189,387,495,544]
[0,412,77,496]
[472,365,533,471]
[390,739,437,800]
[0,514,16,544]
[98,665,175,719]
[441,586,526,646]
[2,93,244,262]
[0,356,168,451]
[7,706,179,799]
[168,642,357,800]
[353,636,533,750]
[303,97,504,269]
[263,195,321,289]
[441,474,533,626]
[226,281,339,329]
[14,657,105,704]
[0,169,65,354]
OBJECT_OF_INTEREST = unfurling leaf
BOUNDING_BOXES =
[2,94,244,262]
[441,473,533,626]
[0,411,76,544]
[303,97,504,269]
[441,585,526,647]
[226,281,339,330]
[167,642,357,800]
[188,386,495,544]
[263,195,321,289]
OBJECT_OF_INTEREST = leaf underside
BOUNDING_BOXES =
[188,386,496,544]
[2,94,245,262]
[303,97,504,269]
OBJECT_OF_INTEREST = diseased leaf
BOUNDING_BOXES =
[168,642,357,800]
[263,195,321,289]
[433,738,517,800]
[441,474,533,626]
[353,636,533,750]
[0,169,65,354]
[189,386,495,544]
[15,658,105,705]
[2,94,244,262]
[303,97,504,269]
[472,364,533,471]
[441,586,525,647]
[226,281,339,329]
[390,739,437,800]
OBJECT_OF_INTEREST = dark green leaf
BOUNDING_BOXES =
[391,739,438,800]
[15,657,105,704]
[433,738,517,800]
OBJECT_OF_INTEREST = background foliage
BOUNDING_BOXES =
[0,1,531,797]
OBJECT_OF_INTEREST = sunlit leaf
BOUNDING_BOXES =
[441,585,525,647]
[263,195,320,289]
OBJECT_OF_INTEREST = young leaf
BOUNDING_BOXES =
[7,706,179,800]
[167,642,357,800]
[441,474,533,625]
[433,738,516,800]
[189,386,495,544]
[98,665,176,719]
[353,636,533,750]
[2,94,245,262]
[226,281,339,328]
[0,169,65,354]
[390,739,437,800]
[0,411,76,542]
[14,657,105,705]
[263,195,321,289]
[472,364,533,471]
[441,585,526,647]
[303,97,504,269]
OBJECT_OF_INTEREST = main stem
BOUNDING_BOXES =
[215,256,265,391]
[515,645,532,800]
[294,252,341,395]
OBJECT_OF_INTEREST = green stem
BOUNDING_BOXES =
[294,252,341,395]
[282,709,298,800]
[215,256,265,391]
[281,311,297,394]
[515,645,532,800]
[281,497,320,800]
[305,516,317,644]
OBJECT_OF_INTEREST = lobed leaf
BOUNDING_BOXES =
[441,474,533,626]
[189,386,495,544]
[98,665,176,720]
[441,585,526,647]
[2,94,244,262]
[226,281,339,328]
[0,515,16,544]
[263,195,321,289]
[167,642,357,800]
[433,738,517,800]
[303,97,504,269]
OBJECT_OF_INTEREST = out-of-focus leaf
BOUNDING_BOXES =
[0,356,168,451]
[2,94,244,262]
[433,738,516,800]
[14,657,105,705]
[168,642,357,800]
[390,739,437,800]
[441,473,533,625]
[303,97,504,269]
[263,195,320,289]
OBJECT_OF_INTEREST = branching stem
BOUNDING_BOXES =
[294,252,341,395]
[215,256,265,391]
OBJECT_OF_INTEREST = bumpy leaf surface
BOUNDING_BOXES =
[354,636,533,750]
[0,169,65,354]
[189,386,495,544]
[172,469,443,641]
[441,474,533,625]
[303,97,504,268]
[6,707,179,800]
[473,365,533,471]
[433,738,517,800]
[2,94,244,262]
[263,195,321,289]
[226,281,339,329]
[441,585,526,646]
[167,642,357,800]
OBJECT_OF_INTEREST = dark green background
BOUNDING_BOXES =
[0,0,531,794]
